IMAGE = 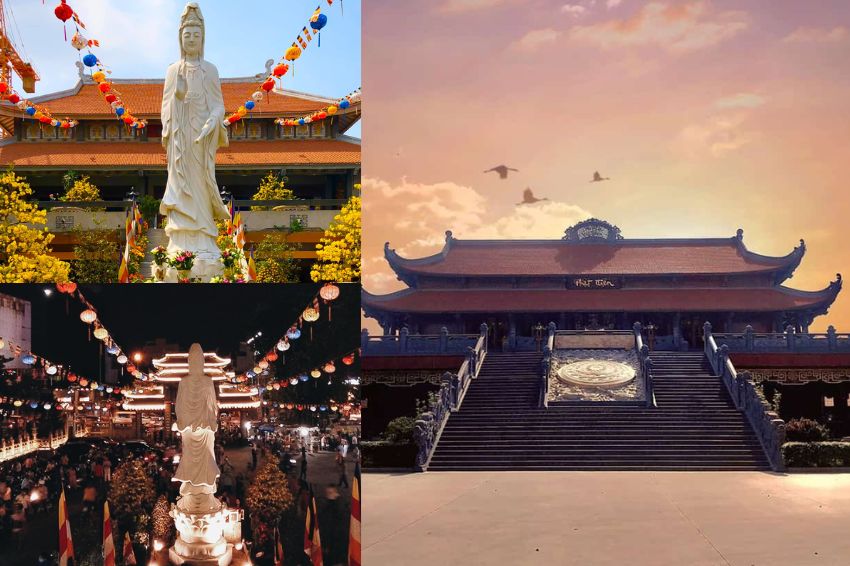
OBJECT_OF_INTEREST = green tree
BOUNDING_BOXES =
[245,454,294,529]
[108,460,156,534]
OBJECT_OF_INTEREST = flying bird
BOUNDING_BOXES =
[590,171,610,183]
[517,187,548,205]
[484,165,518,179]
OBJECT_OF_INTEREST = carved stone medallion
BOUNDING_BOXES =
[556,359,636,388]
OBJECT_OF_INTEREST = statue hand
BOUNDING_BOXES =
[194,123,214,144]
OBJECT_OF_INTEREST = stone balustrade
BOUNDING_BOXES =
[713,325,850,353]
[633,323,655,407]
[539,323,557,408]
[704,322,786,470]
[0,429,72,463]
[413,324,488,471]
[361,327,480,356]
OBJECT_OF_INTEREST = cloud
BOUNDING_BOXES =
[782,26,848,44]
[512,29,561,52]
[570,2,748,53]
[676,113,757,157]
[562,4,588,17]
[714,93,766,109]
[439,0,511,13]
[362,177,593,294]
[607,0,623,7]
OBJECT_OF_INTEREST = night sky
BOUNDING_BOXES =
[0,284,360,380]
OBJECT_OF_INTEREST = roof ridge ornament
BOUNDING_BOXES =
[736,228,744,241]
[563,218,623,243]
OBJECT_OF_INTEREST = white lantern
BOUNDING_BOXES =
[46,365,58,376]
[116,354,128,365]
[259,359,269,370]
[276,339,290,352]
[80,309,97,324]
[320,283,340,302]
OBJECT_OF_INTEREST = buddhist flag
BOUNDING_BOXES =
[118,253,130,284]
[302,26,313,41]
[122,532,137,565]
[103,501,116,566]
[348,462,361,566]
[58,488,75,566]
[133,202,143,229]
[274,526,285,566]
[297,35,307,49]
[304,491,323,566]
[248,250,258,281]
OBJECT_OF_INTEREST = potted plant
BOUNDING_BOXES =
[169,250,195,281]
[219,248,243,280]
[152,246,169,282]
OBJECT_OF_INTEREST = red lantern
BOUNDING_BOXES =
[8,94,20,104]
[67,374,77,383]
[266,351,278,362]
[105,94,117,104]
[54,2,73,22]
[342,353,355,366]
[0,83,7,94]
[273,64,289,77]
[286,403,294,410]
[230,114,242,122]
[296,404,305,411]
[126,364,136,373]
[98,83,111,93]
[316,111,327,120]
[61,121,71,129]
[262,79,275,93]
[39,116,52,124]
[79,378,88,387]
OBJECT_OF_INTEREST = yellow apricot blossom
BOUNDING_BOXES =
[0,170,71,283]
[310,191,361,282]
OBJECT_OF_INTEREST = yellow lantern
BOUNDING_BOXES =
[303,307,319,322]
[323,361,336,373]
[258,360,269,370]
[80,309,97,324]
[310,369,321,378]
[237,106,247,117]
[285,45,302,61]
[93,327,109,341]
[92,71,106,83]
[327,105,337,116]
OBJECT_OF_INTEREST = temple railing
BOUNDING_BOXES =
[704,322,786,471]
[413,324,488,471]
[361,327,479,356]
[713,325,850,353]
[539,323,556,408]
[0,429,72,464]
[633,323,655,408]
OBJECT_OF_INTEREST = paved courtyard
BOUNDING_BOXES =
[364,471,850,566]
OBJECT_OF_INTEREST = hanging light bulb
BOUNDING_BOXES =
[276,339,290,352]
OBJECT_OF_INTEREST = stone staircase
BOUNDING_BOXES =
[428,351,770,471]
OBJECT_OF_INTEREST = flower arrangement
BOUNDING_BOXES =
[219,248,243,269]
[169,250,196,271]
[152,246,169,266]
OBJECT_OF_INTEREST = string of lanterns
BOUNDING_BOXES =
[53,1,148,131]
[274,88,360,129]
[0,80,78,131]
[224,4,331,127]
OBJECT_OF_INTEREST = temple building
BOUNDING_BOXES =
[0,64,361,200]
[363,219,842,349]
[121,351,259,437]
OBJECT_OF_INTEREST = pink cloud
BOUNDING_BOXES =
[562,4,588,17]
[570,1,748,53]
[512,28,561,51]
[783,26,848,43]
[439,0,514,13]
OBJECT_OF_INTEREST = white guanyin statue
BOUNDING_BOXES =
[170,342,232,565]
[160,2,229,282]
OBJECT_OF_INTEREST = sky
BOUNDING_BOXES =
[362,0,850,331]
[0,284,360,380]
[3,0,361,136]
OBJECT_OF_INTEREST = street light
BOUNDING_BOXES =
[43,288,53,297]
[133,352,143,363]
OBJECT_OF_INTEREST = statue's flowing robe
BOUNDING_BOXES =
[173,345,219,489]
[160,59,229,246]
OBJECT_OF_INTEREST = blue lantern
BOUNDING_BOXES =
[319,405,328,411]
[310,13,327,46]
[21,354,35,365]
[339,99,350,110]
[246,370,256,379]
[25,106,36,116]
[83,54,98,67]
[29,401,39,409]
[245,100,255,111]
[115,107,125,116]
[298,374,309,382]
[298,118,306,126]
[107,345,119,355]
[286,328,301,340]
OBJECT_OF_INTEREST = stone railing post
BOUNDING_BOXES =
[480,323,489,352]
[744,325,754,351]
[508,326,517,351]
[548,321,557,338]
[827,325,837,350]
[719,344,729,371]
[703,321,712,345]
[785,325,795,351]
[439,327,449,353]
[360,328,369,354]
[400,327,410,353]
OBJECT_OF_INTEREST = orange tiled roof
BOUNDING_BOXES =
[0,139,360,168]
[17,81,339,118]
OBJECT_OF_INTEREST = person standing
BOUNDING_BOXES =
[336,453,349,488]
[250,444,257,470]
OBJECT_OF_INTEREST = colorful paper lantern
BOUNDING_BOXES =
[13,400,22,408]
[273,63,289,77]
[272,383,280,391]
[262,78,275,93]
[258,359,269,370]
[98,82,111,93]
[342,353,355,366]
[289,378,299,385]
[277,339,290,352]
[68,374,78,383]
[299,374,309,382]
[116,354,128,365]
[46,365,58,375]
[303,307,319,322]
[8,94,19,104]
[252,91,264,103]
[285,45,302,61]
[323,361,336,373]
[106,345,120,355]
[93,327,109,341]
[266,351,278,362]
[310,369,321,378]
[310,13,327,32]
[327,105,337,116]
[80,309,97,324]
[320,283,340,302]
[21,354,35,365]
[71,32,87,50]
[105,94,117,104]
[54,2,74,23]
[339,99,350,110]
[83,54,98,67]
[245,100,255,111]
[286,327,301,340]
[25,106,37,116]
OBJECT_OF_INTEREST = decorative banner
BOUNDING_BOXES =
[53,1,147,131]
[118,201,143,284]
[224,4,332,126]
[274,88,360,130]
